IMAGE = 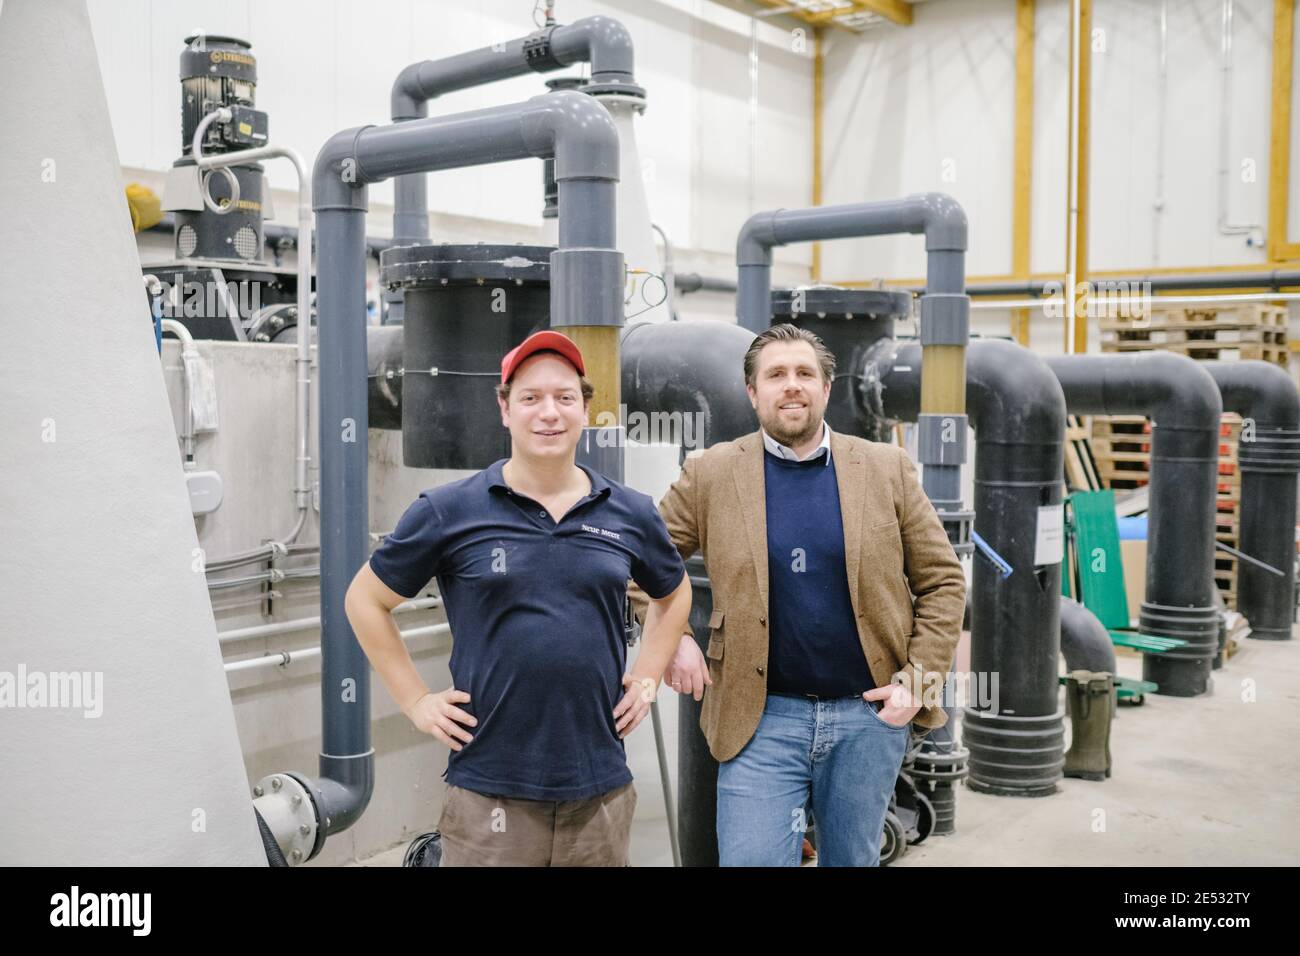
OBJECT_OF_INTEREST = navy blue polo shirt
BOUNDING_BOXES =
[368,459,686,802]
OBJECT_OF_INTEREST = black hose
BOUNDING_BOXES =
[254,807,289,867]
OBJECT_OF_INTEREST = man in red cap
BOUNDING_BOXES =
[346,330,692,866]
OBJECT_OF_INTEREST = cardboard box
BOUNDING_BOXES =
[1120,538,1147,626]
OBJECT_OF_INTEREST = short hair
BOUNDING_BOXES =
[743,323,836,387]
[495,350,594,404]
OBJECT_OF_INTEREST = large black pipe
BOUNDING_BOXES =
[621,320,758,450]
[620,319,756,867]
[1203,360,1300,640]
[868,338,1068,796]
[677,554,718,867]
[1045,352,1223,696]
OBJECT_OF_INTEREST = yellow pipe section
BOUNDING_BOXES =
[551,325,620,425]
[920,345,967,414]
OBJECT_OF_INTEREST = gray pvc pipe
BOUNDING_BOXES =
[313,206,373,844]
[735,193,967,332]
[389,16,637,242]
[921,270,1300,298]
[307,89,621,850]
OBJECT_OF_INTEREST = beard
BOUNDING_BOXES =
[759,406,823,449]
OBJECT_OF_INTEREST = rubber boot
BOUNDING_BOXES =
[1063,670,1115,781]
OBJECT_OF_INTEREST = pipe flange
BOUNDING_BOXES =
[1237,428,1300,472]
[918,293,971,345]
[379,242,553,289]
[770,287,911,320]
[1138,602,1220,660]
[251,772,317,866]
[961,707,1066,796]
[583,81,648,102]
[257,311,301,344]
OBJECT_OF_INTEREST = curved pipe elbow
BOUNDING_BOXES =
[1046,352,1223,430]
[1137,351,1223,427]
[906,191,968,252]
[1204,359,1300,428]
[552,16,636,82]
[312,126,372,212]
[1060,597,1117,673]
[312,756,376,846]
[736,210,781,267]
[521,90,620,182]
[391,62,430,122]
[867,338,1065,445]
[620,320,758,447]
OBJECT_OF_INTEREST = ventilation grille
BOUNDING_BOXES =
[177,224,198,258]
[234,226,259,260]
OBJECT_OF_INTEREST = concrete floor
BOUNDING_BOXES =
[353,624,1300,867]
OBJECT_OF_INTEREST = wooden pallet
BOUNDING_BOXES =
[1101,327,1284,346]
[1102,303,1286,329]
[1063,415,1102,491]
[1100,303,1289,368]
[1102,341,1289,363]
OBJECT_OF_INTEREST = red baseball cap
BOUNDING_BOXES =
[500,330,586,384]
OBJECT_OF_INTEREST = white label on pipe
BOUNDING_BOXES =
[1034,503,1064,566]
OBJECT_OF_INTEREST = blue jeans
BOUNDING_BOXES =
[717,692,910,867]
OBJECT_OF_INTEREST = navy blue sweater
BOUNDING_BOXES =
[764,450,876,697]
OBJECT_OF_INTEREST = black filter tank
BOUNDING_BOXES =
[379,243,554,470]
[770,287,913,443]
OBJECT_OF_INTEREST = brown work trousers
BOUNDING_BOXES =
[437,781,637,867]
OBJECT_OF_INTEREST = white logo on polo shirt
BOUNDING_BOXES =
[581,523,621,541]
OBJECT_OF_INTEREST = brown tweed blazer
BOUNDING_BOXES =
[630,428,966,762]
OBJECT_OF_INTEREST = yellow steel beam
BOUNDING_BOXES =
[707,0,809,31]
[746,0,864,32]
[1012,0,1035,346]
[850,0,914,26]
[1268,0,1300,261]
[1065,0,1092,354]
[812,26,825,280]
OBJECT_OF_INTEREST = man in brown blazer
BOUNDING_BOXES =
[630,323,966,866]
